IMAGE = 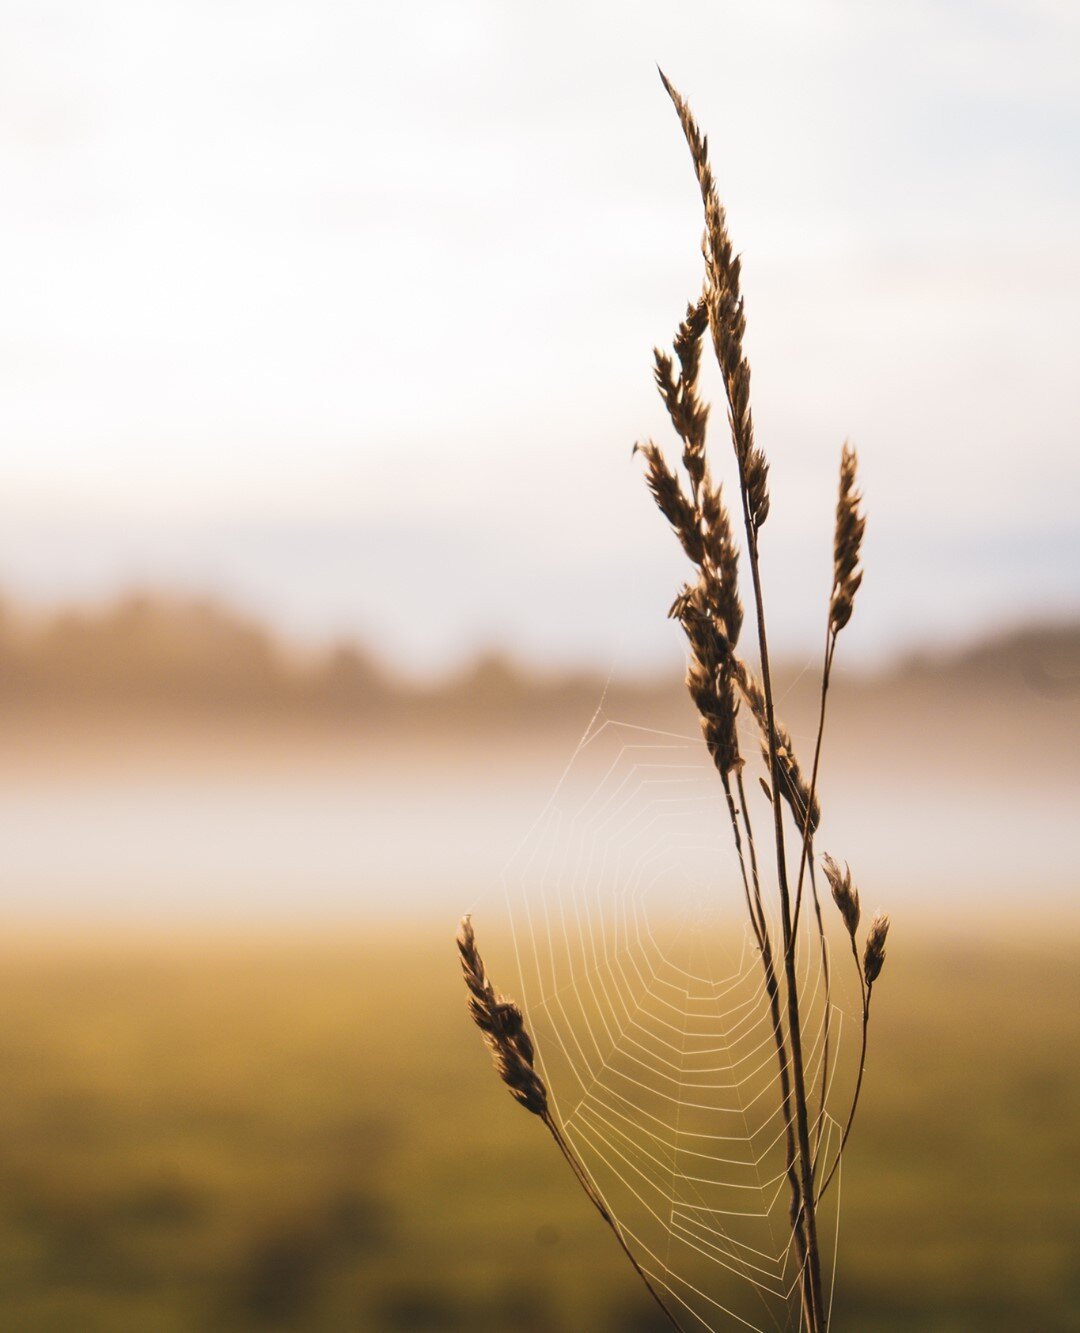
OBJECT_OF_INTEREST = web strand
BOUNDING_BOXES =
[501,713,852,1331]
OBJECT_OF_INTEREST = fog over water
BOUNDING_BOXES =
[2,658,1075,921]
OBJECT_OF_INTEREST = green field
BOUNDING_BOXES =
[0,926,1076,1331]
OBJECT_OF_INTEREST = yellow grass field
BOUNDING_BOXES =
[0,925,1076,1331]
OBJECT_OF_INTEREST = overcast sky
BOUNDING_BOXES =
[1,0,1077,675]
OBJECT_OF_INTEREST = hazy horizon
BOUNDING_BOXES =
[2,517,1079,681]
[1,597,1075,923]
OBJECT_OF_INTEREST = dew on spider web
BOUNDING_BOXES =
[496,709,852,1332]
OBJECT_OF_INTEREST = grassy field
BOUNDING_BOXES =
[0,925,1076,1331]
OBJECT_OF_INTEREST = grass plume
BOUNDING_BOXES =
[456,917,685,1331]
[458,69,890,1333]
[634,68,891,1332]
[456,916,547,1118]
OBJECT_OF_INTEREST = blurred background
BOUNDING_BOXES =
[0,1,1078,1329]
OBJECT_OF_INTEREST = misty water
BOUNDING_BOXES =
[1,741,1072,921]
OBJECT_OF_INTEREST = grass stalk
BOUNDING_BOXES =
[460,72,889,1332]
[655,69,827,1328]
[456,917,686,1331]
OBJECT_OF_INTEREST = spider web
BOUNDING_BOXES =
[499,700,856,1331]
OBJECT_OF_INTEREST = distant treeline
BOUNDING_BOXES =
[0,593,387,712]
[0,592,668,724]
[0,591,1077,722]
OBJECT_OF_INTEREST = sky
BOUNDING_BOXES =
[1,0,1078,677]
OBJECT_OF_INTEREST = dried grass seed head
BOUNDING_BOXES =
[830,442,866,634]
[699,474,743,646]
[654,295,711,487]
[457,916,548,1116]
[674,294,709,386]
[821,854,861,937]
[770,728,820,835]
[733,660,821,835]
[744,447,771,529]
[863,911,890,986]
[635,440,705,566]
[659,70,769,527]
[671,581,741,776]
